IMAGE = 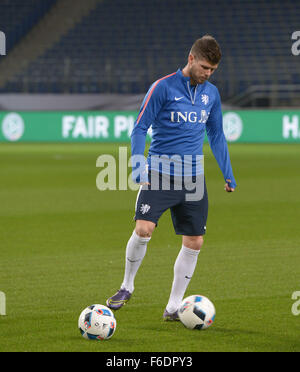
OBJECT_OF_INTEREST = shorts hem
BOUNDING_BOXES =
[134,216,158,226]
[175,229,206,236]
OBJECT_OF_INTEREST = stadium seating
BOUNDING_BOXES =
[0,0,57,51]
[0,0,299,102]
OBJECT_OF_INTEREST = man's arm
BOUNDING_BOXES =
[131,80,166,183]
[205,88,237,192]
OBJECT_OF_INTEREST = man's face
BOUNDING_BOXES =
[188,54,218,85]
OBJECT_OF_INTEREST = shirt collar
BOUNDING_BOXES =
[177,68,190,82]
[177,68,207,89]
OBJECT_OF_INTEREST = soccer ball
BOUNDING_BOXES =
[178,295,215,330]
[78,304,117,340]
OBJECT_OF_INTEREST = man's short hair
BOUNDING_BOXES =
[190,35,222,65]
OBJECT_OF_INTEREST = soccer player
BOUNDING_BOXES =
[106,35,236,320]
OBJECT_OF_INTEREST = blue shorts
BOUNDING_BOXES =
[134,172,208,236]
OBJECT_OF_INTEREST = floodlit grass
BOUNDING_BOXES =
[0,143,299,352]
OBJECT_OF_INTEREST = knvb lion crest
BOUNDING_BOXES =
[201,94,209,105]
[140,204,151,214]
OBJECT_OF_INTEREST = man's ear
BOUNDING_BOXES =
[188,53,194,65]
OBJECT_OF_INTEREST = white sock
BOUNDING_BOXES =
[121,230,150,293]
[166,245,200,313]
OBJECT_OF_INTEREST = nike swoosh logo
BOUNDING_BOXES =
[127,258,141,263]
[185,275,192,279]
[175,96,184,101]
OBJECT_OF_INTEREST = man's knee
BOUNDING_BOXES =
[135,220,156,238]
[182,235,204,251]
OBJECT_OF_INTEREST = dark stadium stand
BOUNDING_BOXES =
[0,0,57,51]
[0,0,299,105]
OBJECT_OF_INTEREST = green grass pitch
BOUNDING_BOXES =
[0,142,299,352]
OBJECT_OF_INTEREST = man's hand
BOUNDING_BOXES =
[224,183,235,192]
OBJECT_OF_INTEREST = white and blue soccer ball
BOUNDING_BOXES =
[178,295,216,330]
[78,304,117,340]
